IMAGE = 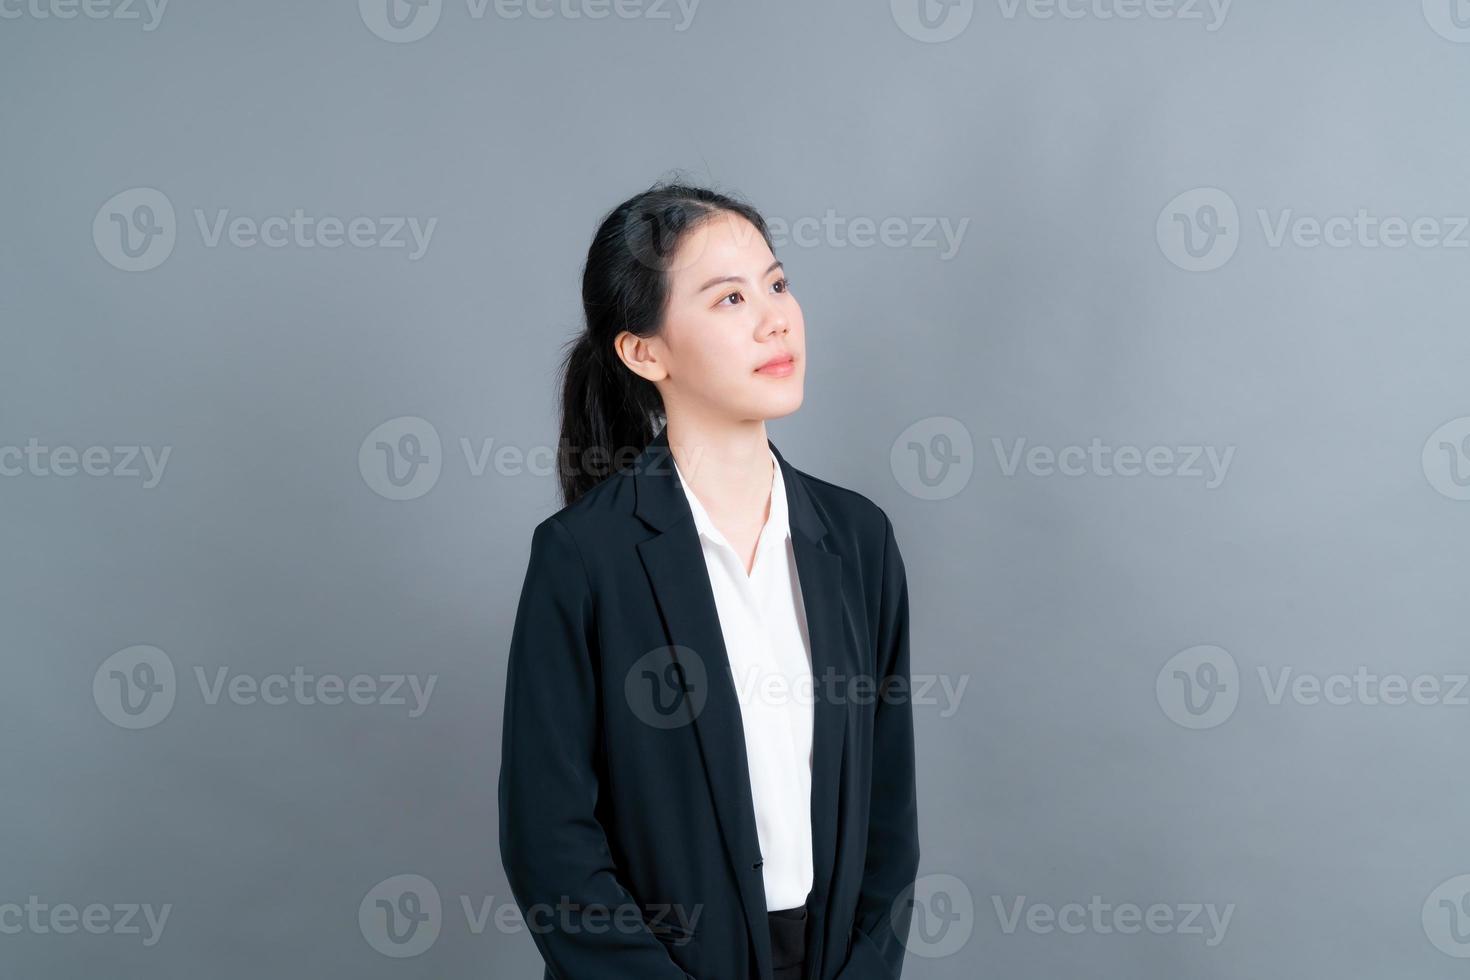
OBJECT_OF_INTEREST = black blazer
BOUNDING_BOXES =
[498,425,920,980]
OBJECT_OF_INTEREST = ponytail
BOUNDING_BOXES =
[555,328,662,507]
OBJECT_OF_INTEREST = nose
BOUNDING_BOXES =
[759,296,789,338]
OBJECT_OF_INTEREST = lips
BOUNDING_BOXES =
[756,354,795,375]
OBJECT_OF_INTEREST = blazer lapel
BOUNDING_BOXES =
[631,426,848,980]
[776,442,848,980]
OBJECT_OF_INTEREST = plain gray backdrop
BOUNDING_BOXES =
[4,0,1470,976]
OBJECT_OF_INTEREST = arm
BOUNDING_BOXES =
[498,517,692,979]
[835,512,922,979]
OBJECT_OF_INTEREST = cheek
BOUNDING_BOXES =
[677,313,748,381]
[702,333,753,384]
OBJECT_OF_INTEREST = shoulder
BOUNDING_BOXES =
[527,449,900,565]
[522,466,640,571]
[786,460,896,547]
[543,463,637,530]
[784,462,909,640]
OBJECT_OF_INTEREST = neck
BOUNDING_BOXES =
[664,415,774,518]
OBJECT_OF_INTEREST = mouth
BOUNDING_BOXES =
[755,354,796,378]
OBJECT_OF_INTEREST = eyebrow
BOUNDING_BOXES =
[696,260,784,294]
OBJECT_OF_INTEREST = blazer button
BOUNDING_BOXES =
[752,860,764,870]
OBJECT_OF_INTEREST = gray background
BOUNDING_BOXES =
[4,0,1470,976]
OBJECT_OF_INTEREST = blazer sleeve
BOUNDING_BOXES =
[835,512,922,979]
[498,516,693,980]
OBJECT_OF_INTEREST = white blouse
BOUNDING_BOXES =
[671,447,815,912]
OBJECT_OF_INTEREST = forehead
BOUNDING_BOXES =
[673,211,773,275]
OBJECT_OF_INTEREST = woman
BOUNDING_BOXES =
[498,181,919,980]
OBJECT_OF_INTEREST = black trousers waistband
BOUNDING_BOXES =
[767,898,810,980]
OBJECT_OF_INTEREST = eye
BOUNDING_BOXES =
[772,276,792,293]
[716,290,743,307]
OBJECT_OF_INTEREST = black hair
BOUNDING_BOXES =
[556,177,775,506]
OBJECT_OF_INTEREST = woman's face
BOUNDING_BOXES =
[617,210,805,425]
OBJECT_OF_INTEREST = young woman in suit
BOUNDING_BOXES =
[498,181,919,980]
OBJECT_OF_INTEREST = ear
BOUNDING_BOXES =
[613,329,669,383]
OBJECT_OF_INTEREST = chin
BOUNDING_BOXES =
[754,388,805,420]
